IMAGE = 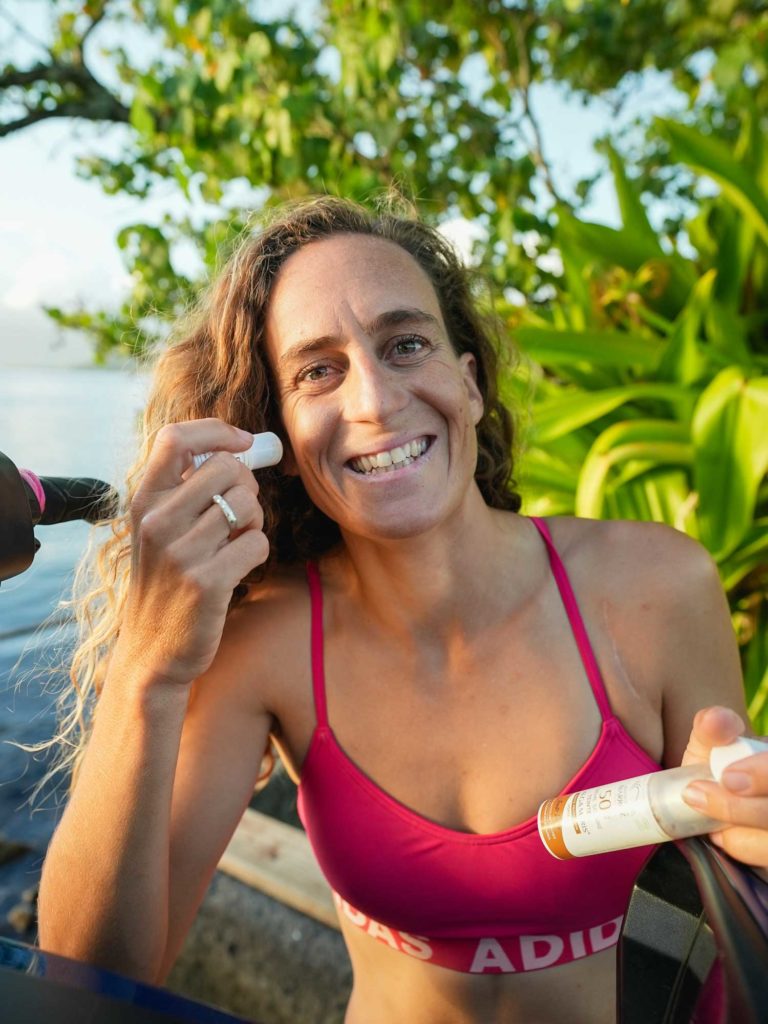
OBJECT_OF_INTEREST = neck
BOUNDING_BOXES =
[328,498,539,644]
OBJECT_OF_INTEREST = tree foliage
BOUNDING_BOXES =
[3,0,767,355]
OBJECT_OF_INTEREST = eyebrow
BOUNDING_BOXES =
[276,307,441,371]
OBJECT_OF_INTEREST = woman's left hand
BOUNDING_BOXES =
[681,705,768,871]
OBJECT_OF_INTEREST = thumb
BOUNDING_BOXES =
[681,705,746,767]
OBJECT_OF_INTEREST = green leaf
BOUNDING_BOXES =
[719,519,768,590]
[576,420,692,519]
[605,143,661,256]
[515,327,663,371]
[659,119,768,247]
[532,384,690,443]
[129,97,154,136]
[693,369,768,559]
[656,269,717,385]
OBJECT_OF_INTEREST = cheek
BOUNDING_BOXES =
[280,399,334,475]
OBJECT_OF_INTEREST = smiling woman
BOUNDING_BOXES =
[34,196,768,1024]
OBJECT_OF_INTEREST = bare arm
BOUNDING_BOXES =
[38,667,193,980]
[37,420,272,982]
[636,524,768,870]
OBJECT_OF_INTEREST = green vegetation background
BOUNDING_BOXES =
[2,0,767,727]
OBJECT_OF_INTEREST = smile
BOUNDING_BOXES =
[348,437,431,475]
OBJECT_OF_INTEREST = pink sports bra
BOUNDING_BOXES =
[296,516,662,973]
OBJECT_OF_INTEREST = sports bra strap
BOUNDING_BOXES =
[529,517,614,722]
[306,561,329,728]
[306,521,613,727]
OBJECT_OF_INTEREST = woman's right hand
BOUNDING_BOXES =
[114,419,270,688]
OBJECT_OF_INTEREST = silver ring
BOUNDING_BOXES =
[211,493,238,533]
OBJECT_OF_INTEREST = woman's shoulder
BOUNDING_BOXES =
[544,515,718,599]
[205,563,314,722]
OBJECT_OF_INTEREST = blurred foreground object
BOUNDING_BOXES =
[0,450,118,585]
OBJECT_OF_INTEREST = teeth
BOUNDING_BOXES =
[350,437,429,474]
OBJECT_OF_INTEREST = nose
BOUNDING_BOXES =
[342,348,409,424]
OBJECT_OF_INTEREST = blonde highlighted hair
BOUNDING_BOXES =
[25,194,522,804]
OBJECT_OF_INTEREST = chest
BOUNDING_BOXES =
[271,573,661,835]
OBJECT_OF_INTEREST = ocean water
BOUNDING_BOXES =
[0,366,149,936]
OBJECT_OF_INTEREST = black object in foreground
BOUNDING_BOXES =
[0,449,119,584]
[618,836,768,1023]
[0,937,257,1024]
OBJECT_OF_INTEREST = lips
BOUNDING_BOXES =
[348,436,431,474]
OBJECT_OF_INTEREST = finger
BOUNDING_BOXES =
[177,452,260,517]
[720,748,768,797]
[707,826,768,869]
[139,454,259,543]
[683,780,768,829]
[681,706,746,766]
[198,485,263,546]
[206,525,270,583]
[143,420,253,492]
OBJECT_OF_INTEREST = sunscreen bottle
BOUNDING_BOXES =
[538,736,768,859]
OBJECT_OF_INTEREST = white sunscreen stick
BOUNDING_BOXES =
[192,432,283,472]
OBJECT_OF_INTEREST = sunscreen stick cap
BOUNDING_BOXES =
[710,736,768,783]
[242,431,283,470]
[192,431,283,472]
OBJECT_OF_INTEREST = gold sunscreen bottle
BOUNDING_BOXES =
[538,737,768,859]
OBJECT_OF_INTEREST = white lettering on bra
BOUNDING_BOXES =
[398,932,433,960]
[569,929,587,959]
[589,915,623,953]
[520,934,564,971]
[469,939,516,974]
[366,920,399,949]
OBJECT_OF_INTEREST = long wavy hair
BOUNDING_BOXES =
[25,194,522,804]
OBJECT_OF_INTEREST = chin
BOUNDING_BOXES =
[346,507,452,543]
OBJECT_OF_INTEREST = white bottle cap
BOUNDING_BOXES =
[192,432,283,472]
[241,432,283,470]
[710,736,768,783]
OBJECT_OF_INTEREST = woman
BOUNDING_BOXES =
[37,197,768,1024]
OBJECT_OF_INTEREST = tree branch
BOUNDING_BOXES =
[81,2,110,49]
[0,62,94,90]
[0,98,129,138]
[0,54,130,138]
[511,19,565,209]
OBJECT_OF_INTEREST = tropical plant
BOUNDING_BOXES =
[510,116,768,730]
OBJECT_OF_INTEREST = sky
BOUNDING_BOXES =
[0,3,685,369]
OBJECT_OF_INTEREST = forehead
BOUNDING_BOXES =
[265,234,443,341]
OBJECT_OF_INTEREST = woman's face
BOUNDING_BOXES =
[264,233,484,541]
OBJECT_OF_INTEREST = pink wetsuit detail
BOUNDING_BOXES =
[297,517,662,973]
[19,469,45,515]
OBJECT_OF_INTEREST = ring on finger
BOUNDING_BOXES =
[211,493,238,533]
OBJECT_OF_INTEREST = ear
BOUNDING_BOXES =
[459,352,484,426]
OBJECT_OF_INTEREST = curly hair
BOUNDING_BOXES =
[154,194,521,573]
[24,194,521,803]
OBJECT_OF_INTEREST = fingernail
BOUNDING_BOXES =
[683,785,708,809]
[236,428,253,440]
[722,770,751,793]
